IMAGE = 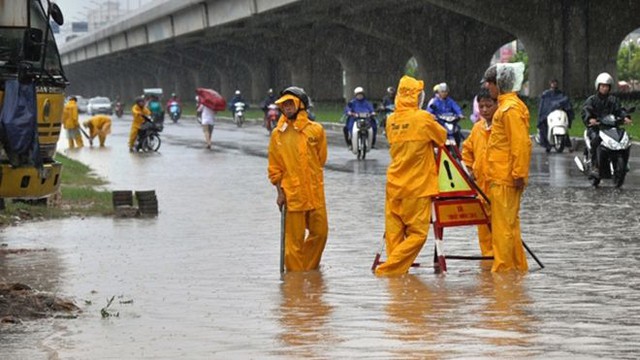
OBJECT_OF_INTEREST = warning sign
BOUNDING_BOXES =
[436,147,475,197]
[433,198,489,227]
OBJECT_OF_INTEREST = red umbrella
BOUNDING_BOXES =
[196,88,226,111]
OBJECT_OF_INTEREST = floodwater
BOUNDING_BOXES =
[1,115,640,359]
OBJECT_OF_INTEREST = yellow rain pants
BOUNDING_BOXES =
[375,197,432,276]
[489,184,528,272]
[129,104,151,148]
[284,207,328,271]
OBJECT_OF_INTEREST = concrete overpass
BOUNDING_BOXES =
[59,0,640,103]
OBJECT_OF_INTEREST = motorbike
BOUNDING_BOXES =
[429,104,464,148]
[378,103,394,136]
[265,104,280,133]
[535,109,570,153]
[134,115,163,152]
[574,107,634,188]
[233,102,246,127]
[168,101,181,123]
[350,112,374,160]
[114,101,124,118]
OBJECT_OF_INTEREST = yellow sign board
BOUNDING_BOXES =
[434,198,489,227]
[437,148,474,197]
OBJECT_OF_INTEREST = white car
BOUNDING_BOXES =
[87,96,113,115]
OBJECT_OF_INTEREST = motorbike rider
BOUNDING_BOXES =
[129,96,151,152]
[165,93,182,114]
[425,82,463,118]
[583,72,632,178]
[378,86,396,133]
[538,79,574,151]
[228,90,247,116]
[343,86,377,149]
[261,88,278,129]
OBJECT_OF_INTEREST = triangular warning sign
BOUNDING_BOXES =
[436,146,477,198]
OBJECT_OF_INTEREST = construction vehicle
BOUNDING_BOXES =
[0,0,66,199]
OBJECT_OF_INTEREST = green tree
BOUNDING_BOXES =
[617,42,640,81]
[510,50,529,82]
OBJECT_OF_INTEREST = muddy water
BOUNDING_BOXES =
[1,117,640,359]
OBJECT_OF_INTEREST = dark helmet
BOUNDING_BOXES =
[280,86,310,109]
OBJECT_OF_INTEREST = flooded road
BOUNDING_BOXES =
[2,115,640,359]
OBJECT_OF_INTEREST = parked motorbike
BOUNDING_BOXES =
[574,107,634,188]
[134,115,163,152]
[168,101,181,123]
[265,104,280,133]
[350,112,374,160]
[233,102,246,127]
[114,101,124,118]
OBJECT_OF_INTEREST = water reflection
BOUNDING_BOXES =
[277,271,333,357]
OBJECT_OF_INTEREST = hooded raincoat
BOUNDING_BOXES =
[462,118,493,256]
[268,94,328,271]
[486,91,531,272]
[129,103,151,149]
[84,115,112,147]
[375,76,447,276]
[62,99,84,148]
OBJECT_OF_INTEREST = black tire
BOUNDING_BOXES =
[554,135,565,153]
[361,134,367,160]
[145,134,161,152]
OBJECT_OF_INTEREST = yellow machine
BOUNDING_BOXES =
[0,0,66,198]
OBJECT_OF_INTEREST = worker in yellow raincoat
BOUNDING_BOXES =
[83,114,112,147]
[461,88,498,257]
[268,87,328,272]
[62,96,84,149]
[482,62,531,272]
[375,75,447,276]
[129,97,151,152]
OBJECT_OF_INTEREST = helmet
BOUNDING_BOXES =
[354,86,365,96]
[268,88,273,94]
[280,86,310,109]
[435,83,448,93]
[594,72,614,91]
[135,96,145,103]
[386,86,395,94]
[234,90,241,95]
[171,93,176,97]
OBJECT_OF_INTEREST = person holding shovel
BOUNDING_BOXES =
[268,86,328,272]
[83,114,112,147]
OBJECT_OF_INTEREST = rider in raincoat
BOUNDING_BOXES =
[268,87,328,272]
[83,114,112,147]
[461,88,498,257]
[128,97,151,152]
[62,96,84,149]
[482,62,531,272]
[374,75,447,276]
[343,87,377,149]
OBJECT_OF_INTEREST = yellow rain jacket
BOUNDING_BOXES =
[385,77,447,200]
[84,115,112,138]
[268,96,327,211]
[268,94,328,272]
[486,92,531,187]
[62,99,79,129]
[375,76,446,277]
[487,92,531,272]
[129,104,151,148]
[461,118,493,256]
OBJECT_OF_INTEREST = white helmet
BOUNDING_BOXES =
[235,90,241,95]
[594,72,614,91]
[435,82,449,93]
[354,86,365,96]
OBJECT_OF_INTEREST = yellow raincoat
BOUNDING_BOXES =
[129,104,151,149]
[486,92,531,272]
[375,76,447,276]
[268,94,328,271]
[62,98,83,148]
[83,115,112,147]
[461,118,493,256]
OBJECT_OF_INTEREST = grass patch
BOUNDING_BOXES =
[0,154,112,227]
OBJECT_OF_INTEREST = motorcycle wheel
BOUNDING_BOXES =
[361,134,367,160]
[145,134,161,152]
[554,135,565,153]
[613,155,627,188]
[236,116,244,128]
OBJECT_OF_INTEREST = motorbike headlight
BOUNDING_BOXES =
[602,135,623,151]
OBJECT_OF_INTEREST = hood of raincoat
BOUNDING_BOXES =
[395,75,425,111]
[275,94,302,111]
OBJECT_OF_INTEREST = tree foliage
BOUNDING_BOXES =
[510,50,529,82]
[617,42,640,81]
